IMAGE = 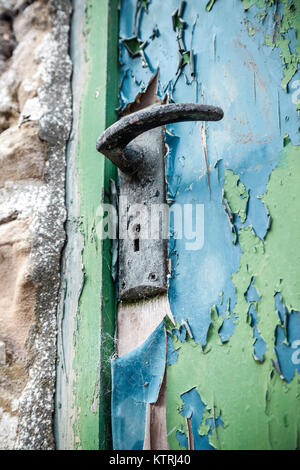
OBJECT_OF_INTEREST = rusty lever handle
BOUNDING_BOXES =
[96,103,223,300]
[96,103,223,174]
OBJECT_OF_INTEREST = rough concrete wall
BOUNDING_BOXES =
[0,0,72,450]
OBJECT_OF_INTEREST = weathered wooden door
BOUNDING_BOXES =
[111,0,300,450]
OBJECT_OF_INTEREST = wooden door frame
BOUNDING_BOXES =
[55,0,119,450]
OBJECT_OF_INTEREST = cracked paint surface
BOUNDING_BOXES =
[116,0,300,450]
[56,0,118,450]
[242,0,300,93]
[111,322,166,450]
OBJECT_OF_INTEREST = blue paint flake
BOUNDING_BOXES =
[206,415,224,431]
[172,324,187,343]
[217,296,237,343]
[111,322,166,450]
[167,331,179,365]
[274,292,289,324]
[218,315,236,343]
[245,277,260,302]
[253,334,267,363]
[248,304,266,362]
[117,0,300,449]
[178,387,222,450]
[275,308,300,383]
[176,430,188,449]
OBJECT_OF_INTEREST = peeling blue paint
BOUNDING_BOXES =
[245,277,260,302]
[117,0,300,450]
[167,140,240,345]
[275,308,300,383]
[119,0,298,348]
[111,322,166,450]
[248,304,266,362]
[167,331,179,365]
[241,193,270,240]
[206,416,224,431]
[176,429,188,448]
[180,388,214,450]
[179,387,222,450]
[173,325,187,343]
[275,291,289,324]
[165,130,181,203]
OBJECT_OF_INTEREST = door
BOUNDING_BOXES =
[111,0,300,450]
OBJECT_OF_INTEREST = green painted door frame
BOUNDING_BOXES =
[111,0,300,451]
[57,0,300,451]
[55,0,119,450]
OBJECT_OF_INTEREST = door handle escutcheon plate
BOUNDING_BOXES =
[97,103,224,301]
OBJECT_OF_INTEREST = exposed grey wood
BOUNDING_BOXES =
[55,0,87,450]
[143,371,170,450]
[117,293,174,357]
[116,73,175,450]
[117,293,174,450]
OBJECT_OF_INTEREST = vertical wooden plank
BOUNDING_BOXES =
[56,0,119,450]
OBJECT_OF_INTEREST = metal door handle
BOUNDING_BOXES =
[97,103,223,174]
[96,102,223,301]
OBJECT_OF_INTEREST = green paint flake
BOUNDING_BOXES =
[223,169,249,224]
[283,133,291,147]
[122,36,144,57]
[172,6,186,30]
[166,142,300,449]
[242,0,270,11]
[265,30,299,92]
[244,18,257,36]
[260,142,300,312]
[141,0,149,10]
[198,407,213,436]
[241,0,300,92]
[205,306,224,350]
[206,0,217,12]
[242,0,255,10]
[181,51,191,66]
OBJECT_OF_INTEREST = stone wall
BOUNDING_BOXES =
[0,0,72,449]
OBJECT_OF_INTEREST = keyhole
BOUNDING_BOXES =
[133,224,140,252]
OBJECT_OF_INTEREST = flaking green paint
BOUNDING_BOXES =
[166,141,300,450]
[242,0,300,91]
[164,2,300,449]
[72,0,118,450]
[123,36,144,57]
[244,18,257,36]
[206,0,217,12]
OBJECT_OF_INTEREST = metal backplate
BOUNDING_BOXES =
[118,127,168,301]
